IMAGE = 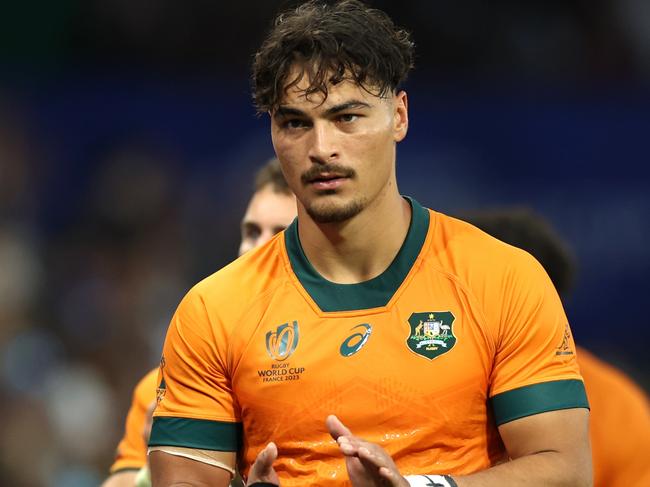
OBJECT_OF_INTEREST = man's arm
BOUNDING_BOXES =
[150,450,231,487]
[328,408,592,487]
[150,444,278,487]
[455,408,591,486]
[148,287,243,485]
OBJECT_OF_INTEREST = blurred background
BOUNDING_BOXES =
[0,0,648,485]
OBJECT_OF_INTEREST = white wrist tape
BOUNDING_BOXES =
[405,474,458,487]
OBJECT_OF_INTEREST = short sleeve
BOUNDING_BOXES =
[148,287,242,452]
[110,368,158,473]
[488,250,589,425]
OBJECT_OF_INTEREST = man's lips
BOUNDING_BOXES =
[311,177,347,190]
[301,165,355,190]
[307,172,348,190]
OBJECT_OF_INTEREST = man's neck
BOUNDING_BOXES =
[297,190,412,284]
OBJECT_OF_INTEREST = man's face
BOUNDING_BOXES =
[270,66,408,223]
[238,185,297,256]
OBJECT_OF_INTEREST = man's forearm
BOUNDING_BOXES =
[452,451,592,487]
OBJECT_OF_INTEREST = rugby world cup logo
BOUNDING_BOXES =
[265,321,300,361]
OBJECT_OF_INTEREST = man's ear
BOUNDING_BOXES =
[393,90,409,142]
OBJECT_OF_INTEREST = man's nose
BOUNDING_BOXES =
[308,122,338,164]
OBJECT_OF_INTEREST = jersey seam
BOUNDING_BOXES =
[422,220,542,358]
[228,274,295,382]
[418,250,498,357]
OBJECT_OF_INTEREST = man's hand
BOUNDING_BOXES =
[326,415,408,487]
[246,442,280,486]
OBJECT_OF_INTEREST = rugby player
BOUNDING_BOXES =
[149,2,591,486]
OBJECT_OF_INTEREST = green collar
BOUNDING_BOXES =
[284,197,430,312]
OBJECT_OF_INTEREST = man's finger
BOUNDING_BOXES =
[326,414,353,440]
[337,436,358,456]
[357,446,387,468]
[249,442,278,478]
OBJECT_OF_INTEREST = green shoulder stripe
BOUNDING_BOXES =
[149,417,242,451]
[490,379,589,426]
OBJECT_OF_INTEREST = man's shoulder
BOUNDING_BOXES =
[428,210,538,275]
[423,209,556,323]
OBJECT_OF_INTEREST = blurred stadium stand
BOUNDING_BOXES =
[0,1,648,485]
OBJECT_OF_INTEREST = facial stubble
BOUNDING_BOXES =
[305,193,366,223]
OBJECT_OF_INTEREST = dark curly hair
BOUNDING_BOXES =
[252,0,414,113]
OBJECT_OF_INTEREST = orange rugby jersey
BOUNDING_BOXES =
[150,198,588,485]
[111,368,158,473]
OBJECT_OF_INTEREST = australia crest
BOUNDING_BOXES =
[406,312,456,360]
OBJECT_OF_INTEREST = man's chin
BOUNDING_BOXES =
[305,199,365,224]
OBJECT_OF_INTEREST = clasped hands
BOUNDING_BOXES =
[246,415,409,487]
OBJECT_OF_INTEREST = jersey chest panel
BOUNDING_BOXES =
[231,270,501,480]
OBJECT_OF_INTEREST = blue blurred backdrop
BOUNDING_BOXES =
[0,1,648,485]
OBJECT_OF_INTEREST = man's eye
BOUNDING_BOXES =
[338,114,358,123]
[283,119,308,129]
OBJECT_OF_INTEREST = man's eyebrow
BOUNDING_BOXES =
[323,100,372,116]
[274,106,305,119]
[274,100,372,119]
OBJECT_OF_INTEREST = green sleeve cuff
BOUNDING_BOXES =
[149,417,242,451]
[490,379,589,425]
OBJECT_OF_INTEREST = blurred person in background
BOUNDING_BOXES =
[461,208,650,487]
[101,158,296,487]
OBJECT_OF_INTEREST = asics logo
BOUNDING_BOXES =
[340,323,372,357]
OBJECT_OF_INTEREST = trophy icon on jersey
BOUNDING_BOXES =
[266,321,300,361]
